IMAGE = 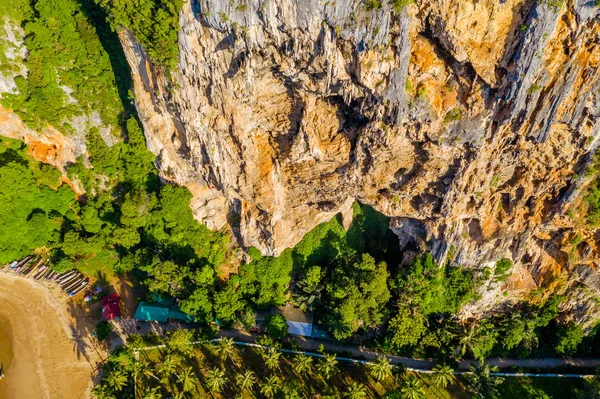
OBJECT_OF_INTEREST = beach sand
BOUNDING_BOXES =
[0,273,99,399]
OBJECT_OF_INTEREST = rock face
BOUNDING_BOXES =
[122,0,599,317]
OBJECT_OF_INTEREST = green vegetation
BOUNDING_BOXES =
[265,314,288,340]
[0,0,125,132]
[443,107,462,124]
[391,0,413,13]
[97,0,184,70]
[363,0,382,11]
[94,330,594,399]
[527,83,542,94]
[93,331,461,398]
[95,320,114,342]
[583,152,600,225]
[2,2,600,397]
[545,0,565,13]
[494,258,513,283]
[0,138,76,263]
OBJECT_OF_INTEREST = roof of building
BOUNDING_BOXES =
[102,293,119,306]
[287,321,313,336]
[168,306,195,322]
[102,301,121,321]
[133,301,195,323]
[134,302,170,323]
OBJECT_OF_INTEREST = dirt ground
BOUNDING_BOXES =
[0,272,107,399]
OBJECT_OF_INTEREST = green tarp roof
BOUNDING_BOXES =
[168,307,195,322]
[134,301,195,323]
[134,302,169,323]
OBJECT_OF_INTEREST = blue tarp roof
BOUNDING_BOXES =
[287,321,313,337]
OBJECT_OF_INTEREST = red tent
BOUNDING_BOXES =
[102,294,121,321]
[102,294,120,306]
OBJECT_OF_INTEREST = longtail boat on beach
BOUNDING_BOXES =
[63,277,84,293]
[69,280,89,296]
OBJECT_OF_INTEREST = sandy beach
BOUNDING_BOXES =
[0,273,99,399]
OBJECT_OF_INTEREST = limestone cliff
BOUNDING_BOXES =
[7,0,596,320]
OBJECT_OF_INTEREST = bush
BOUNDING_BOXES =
[555,322,583,355]
[443,107,462,124]
[95,321,113,342]
[494,258,513,282]
[391,0,413,13]
[364,0,382,10]
[265,314,288,340]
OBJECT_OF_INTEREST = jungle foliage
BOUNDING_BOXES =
[0,0,125,132]
[97,0,184,70]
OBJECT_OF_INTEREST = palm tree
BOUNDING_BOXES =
[142,387,162,399]
[91,384,115,399]
[105,369,128,392]
[142,365,161,383]
[466,362,504,399]
[159,355,178,383]
[343,382,367,398]
[401,377,425,399]
[292,354,313,375]
[282,380,302,399]
[432,364,455,388]
[262,347,281,371]
[217,337,237,364]
[205,368,228,394]
[177,366,198,393]
[260,376,280,398]
[132,361,146,396]
[293,271,325,312]
[235,370,256,393]
[391,364,406,384]
[317,353,338,380]
[369,356,392,381]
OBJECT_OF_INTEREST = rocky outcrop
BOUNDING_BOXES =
[119,0,598,318]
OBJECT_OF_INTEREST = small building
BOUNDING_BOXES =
[101,294,121,321]
[255,304,314,337]
[280,304,314,337]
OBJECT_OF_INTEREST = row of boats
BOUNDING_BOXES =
[4,256,89,297]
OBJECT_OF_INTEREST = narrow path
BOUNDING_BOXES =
[112,319,600,376]
[216,329,600,372]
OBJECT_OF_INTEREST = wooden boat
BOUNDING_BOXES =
[69,280,89,296]
[56,270,77,283]
[33,265,47,280]
[59,273,81,288]
[24,259,43,277]
[63,277,84,292]
[13,256,31,269]
[5,260,17,270]
[17,258,34,274]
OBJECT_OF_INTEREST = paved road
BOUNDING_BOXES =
[112,319,600,372]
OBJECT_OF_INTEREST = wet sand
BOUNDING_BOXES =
[0,273,96,399]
